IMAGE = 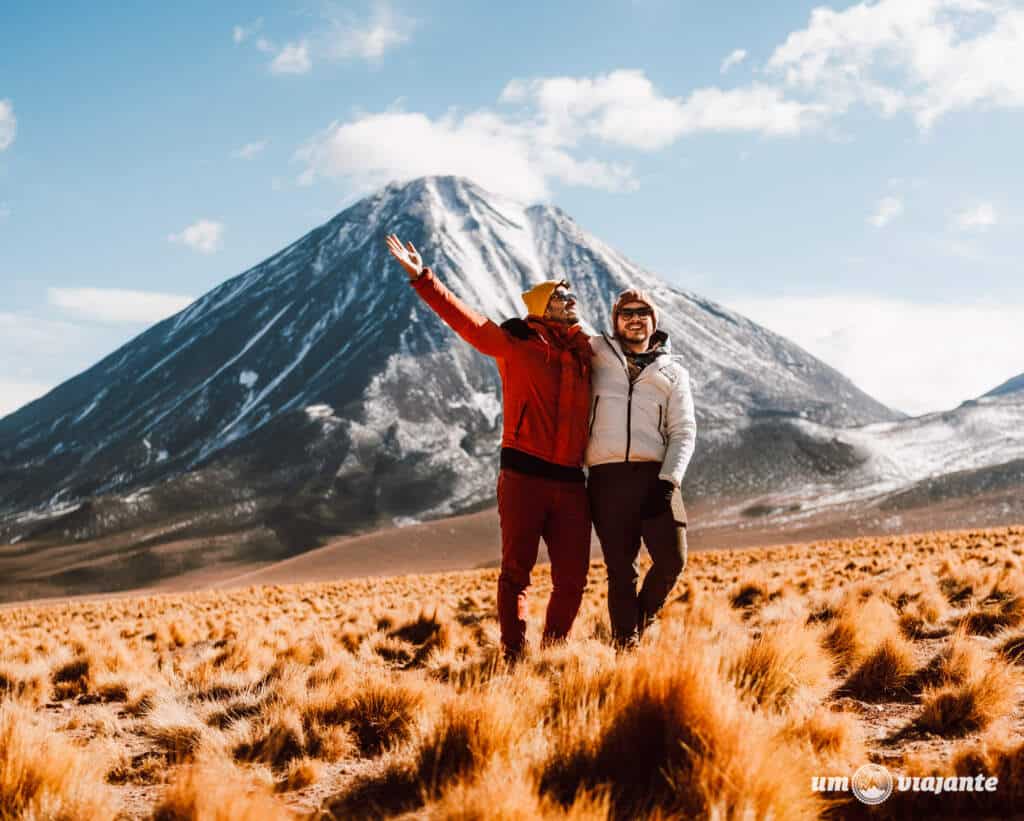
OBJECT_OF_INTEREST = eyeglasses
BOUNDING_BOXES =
[619,307,653,320]
[548,291,577,304]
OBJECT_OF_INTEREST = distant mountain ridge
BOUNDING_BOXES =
[0,176,900,587]
[984,372,1024,398]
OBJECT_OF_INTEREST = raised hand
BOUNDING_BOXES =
[385,233,424,279]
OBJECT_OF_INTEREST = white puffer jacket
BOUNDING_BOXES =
[584,332,697,488]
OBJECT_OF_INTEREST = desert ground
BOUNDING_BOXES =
[3,523,1024,819]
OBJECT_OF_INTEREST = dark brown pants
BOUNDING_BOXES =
[496,469,591,658]
[588,462,687,647]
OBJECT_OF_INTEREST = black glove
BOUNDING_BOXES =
[500,317,536,340]
[640,479,676,519]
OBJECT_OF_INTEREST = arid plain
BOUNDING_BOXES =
[3,524,1024,819]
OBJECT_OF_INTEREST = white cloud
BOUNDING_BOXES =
[324,1,414,60]
[271,42,312,75]
[295,109,634,201]
[767,0,1024,129]
[868,196,904,227]
[720,49,748,74]
[0,312,88,355]
[955,201,997,230]
[247,3,412,75]
[0,99,16,151]
[296,68,828,200]
[0,313,100,416]
[168,219,224,253]
[233,19,262,44]
[727,294,1024,415]
[232,140,268,160]
[0,380,51,418]
[48,288,194,325]
[503,71,825,150]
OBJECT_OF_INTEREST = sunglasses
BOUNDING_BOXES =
[619,307,653,320]
[548,291,577,304]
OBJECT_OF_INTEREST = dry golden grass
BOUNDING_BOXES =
[913,658,1020,738]
[840,635,918,702]
[0,700,119,820]
[0,523,1022,819]
[150,761,295,820]
[728,621,833,708]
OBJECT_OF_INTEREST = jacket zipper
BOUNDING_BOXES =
[514,403,527,438]
[657,404,665,444]
[589,396,600,436]
[625,381,634,462]
[604,334,635,463]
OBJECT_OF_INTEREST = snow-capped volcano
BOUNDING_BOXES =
[0,176,905,593]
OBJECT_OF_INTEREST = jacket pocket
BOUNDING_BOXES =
[588,396,601,437]
[514,402,528,438]
[658,403,667,445]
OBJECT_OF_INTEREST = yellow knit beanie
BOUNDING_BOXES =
[521,280,568,317]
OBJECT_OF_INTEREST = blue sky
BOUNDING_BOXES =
[2,0,1022,418]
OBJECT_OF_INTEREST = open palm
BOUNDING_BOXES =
[386,233,423,278]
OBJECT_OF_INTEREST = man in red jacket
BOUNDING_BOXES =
[386,233,592,661]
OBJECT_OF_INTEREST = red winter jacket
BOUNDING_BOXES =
[411,268,593,468]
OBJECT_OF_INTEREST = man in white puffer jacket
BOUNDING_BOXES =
[586,288,697,648]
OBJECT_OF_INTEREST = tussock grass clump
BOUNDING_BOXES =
[727,623,833,709]
[391,610,448,646]
[369,634,415,665]
[206,695,265,730]
[234,709,307,770]
[124,689,160,717]
[275,757,322,793]
[839,635,917,702]
[106,751,168,786]
[0,664,47,705]
[538,630,824,820]
[937,557,984,604]
[777,707,865,767]
[996,630,1024,665]
[821,596,900,673]
[425,763,611,821]
[51,654,91,699]
[141,698,222,763]
[151,762,295,820]
[906,629,984,695]
[234,698,357,770]
[0,701,119,820]
[414,686,527,792]
[914,659,1019,737]
[729,578,772,610]
[960,596,1024,636]
[325,679,540,818]
[309,671,428,756]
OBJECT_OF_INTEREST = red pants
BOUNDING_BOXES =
[496,469,591,656]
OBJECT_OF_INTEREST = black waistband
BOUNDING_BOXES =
[500,448,585,483]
